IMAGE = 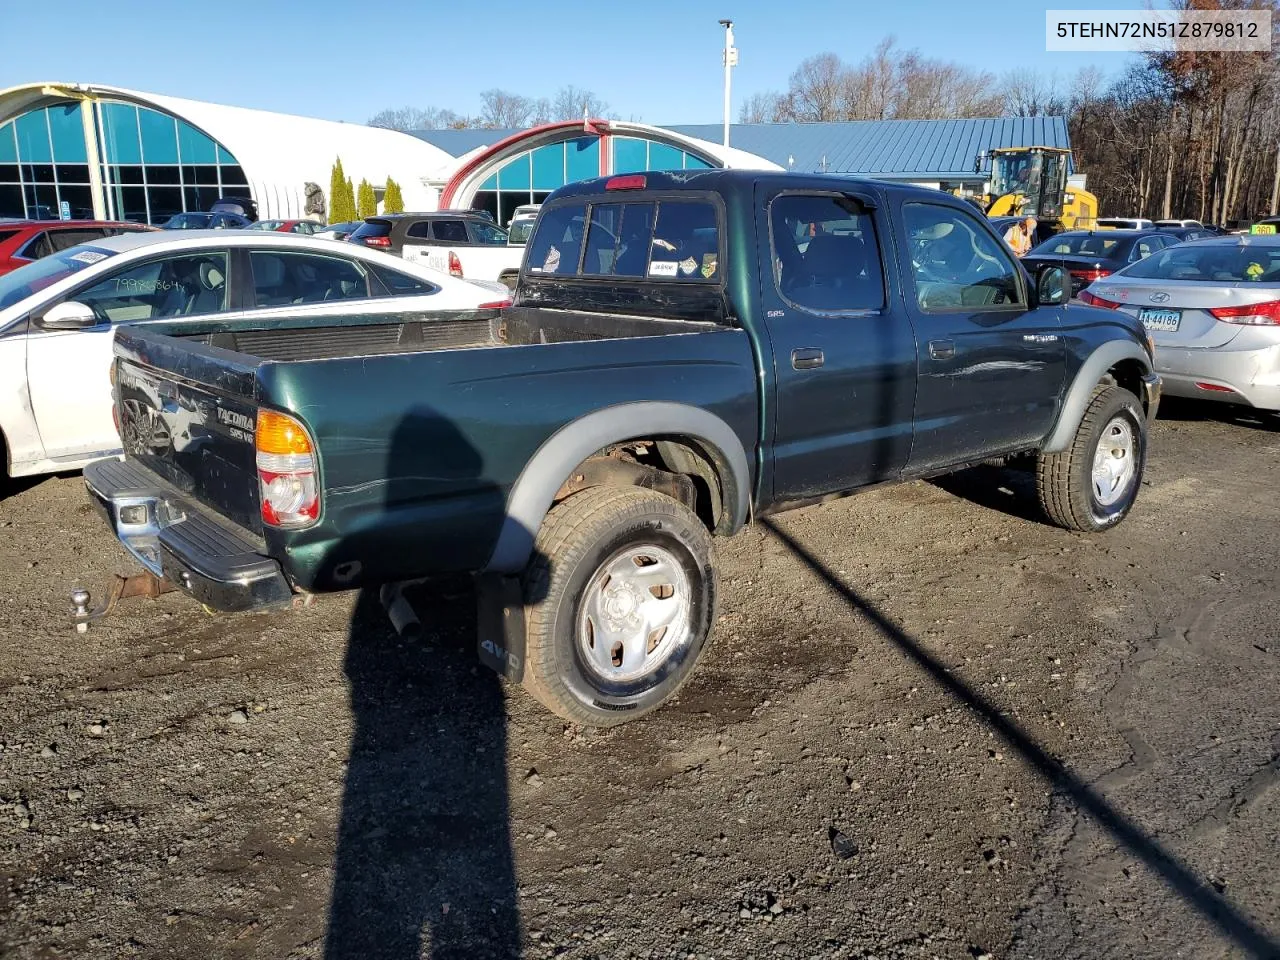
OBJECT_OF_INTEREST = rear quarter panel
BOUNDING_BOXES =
[265,328,758,590]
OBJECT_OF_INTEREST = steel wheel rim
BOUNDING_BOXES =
[576,544,693,685]
[1092,416,1136,507]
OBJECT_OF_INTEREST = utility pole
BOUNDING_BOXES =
[1271,138,1280,216]
[719,19,737,149]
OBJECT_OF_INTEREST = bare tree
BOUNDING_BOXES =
[367,106,466,131]
[787,53,845,121]
[1001,69,1064,117]
[739,92,789,123]
[549,86,610,121]
[479,89,534,129]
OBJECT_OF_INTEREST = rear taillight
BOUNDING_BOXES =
[1069,268,1112,283]
[1208,300,1280,325]
[255,409,319,528]
[477,299,511,310]
[1078,289,1121,309]
[362,235,391,248]
[448,251,463,278]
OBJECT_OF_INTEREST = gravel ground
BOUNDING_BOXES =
[1,398,1277,960]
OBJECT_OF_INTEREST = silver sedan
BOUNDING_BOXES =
[1079,236,1280,410]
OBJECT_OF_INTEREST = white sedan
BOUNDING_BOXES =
[0,230,510,479]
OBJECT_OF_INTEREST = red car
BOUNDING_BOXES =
[246,219,325,236]
[0,220,155,277]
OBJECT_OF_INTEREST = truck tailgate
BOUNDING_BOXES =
[114,329,265,536]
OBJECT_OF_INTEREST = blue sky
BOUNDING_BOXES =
[0,0,1144,124]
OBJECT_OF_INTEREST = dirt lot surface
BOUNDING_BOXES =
[1,399,1278,960]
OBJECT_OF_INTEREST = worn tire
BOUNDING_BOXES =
[1037,384,1147,532]
[521,486,717,726]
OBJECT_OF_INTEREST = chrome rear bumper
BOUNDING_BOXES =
[84,458,292,612]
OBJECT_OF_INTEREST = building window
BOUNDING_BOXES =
[0,100,246,224]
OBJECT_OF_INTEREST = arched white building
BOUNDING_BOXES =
[0,82,456,223]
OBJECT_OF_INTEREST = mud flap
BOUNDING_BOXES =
[476,573,525,682]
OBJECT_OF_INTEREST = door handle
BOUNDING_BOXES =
[791,348,824,370]
[928,339,955,361]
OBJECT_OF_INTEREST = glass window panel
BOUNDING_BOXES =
[684,153,712,170]
[0,164,19,182]
[478,173,498,191]
[613,137,648,174]
[249,250,368,307]
[472,191,498,221]
[101,103,141,165]
[902,203,1022,310]
[58,185,95,220]
[0,123,17,164]
[649,201,720,282]
[647,143,684,171]
[525,202,586,275]
[565,137,599,182]
[137,108,179,164]
[111,185,148,223]
[216,144,238,165]
[47,103,86,162]
[23,183,58,220]
[176,120,217,164]
[22,164,55,184]
[768,194,884,312]
[56,164,91,184]
[145,166,181,185]
[219,165,248,187]
[109,165,145,185]
[185,165,219,185]
[531,143,565,190]
[147,186,183,222]
[74,251,229,321]
[15,110,52,164]
[0,184,24,218]
[496,153,531,190]
[184,185,220,211]
[48,228,108,252]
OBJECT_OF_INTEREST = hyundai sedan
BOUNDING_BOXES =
[1079,236,1280,410]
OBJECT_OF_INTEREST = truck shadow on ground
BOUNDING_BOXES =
[926,463,1054,526]
[761,516,1280,959]
[324,410,527,960]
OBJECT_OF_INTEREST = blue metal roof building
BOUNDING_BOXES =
[412,116,1070,184]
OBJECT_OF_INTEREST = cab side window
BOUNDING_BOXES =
[903,203,1023,311]
[769,194,884,312]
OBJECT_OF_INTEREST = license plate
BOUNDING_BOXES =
[1139,307,1181,332]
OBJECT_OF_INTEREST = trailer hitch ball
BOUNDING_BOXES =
[71,588,92,633]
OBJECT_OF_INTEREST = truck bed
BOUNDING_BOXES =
[162,307,724,363]
[111,303,756,590]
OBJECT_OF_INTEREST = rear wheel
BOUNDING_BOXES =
[1037,384,1146,532]
[521,486,716,726]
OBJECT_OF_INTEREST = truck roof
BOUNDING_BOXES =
[546,168,947,203]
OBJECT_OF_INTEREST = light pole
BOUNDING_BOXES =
[719,19,737,149]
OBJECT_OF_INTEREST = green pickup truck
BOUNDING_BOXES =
[86,170,1161,725]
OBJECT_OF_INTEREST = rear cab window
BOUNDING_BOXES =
[526,196,721,282]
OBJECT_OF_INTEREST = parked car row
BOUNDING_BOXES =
[0,230,511,479]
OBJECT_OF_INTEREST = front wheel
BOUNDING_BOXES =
[1037,384,1147,532]
[521,486,717,726]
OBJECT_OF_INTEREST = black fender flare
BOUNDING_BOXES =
[1043,340,1152,453]
[484,401,751,574]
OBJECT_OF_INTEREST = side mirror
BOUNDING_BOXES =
[35,300,99,330]
[1036,265,1068,306]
